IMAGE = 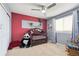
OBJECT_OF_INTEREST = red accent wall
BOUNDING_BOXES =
[9,12,47,49]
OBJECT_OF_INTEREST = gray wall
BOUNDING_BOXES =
[0,4,11,56]
[47,19,56,43]
[47,5,79,44]
[1,3,11,42]
[1,3,11,17]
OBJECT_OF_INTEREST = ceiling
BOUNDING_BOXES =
[47,3,79,18]
[7,3,79,19]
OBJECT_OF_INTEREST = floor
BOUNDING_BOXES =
[6,43,67,56]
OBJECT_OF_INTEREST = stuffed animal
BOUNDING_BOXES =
[20,33,30,48]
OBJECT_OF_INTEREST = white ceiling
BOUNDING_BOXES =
[7,3,79,19]
[47,3,79,18]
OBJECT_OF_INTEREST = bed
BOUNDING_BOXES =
[8,28,47,49]
[28,28,48,46]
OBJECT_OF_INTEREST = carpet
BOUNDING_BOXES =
[6,43,67,56]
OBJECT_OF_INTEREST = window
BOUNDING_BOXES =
[56,18,64,31]
[55,15,73,32]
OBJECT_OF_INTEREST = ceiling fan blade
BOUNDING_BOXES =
[31,3,44,7]
[34,4,44,7]
[47,3,56,9]
[31,9,41,11]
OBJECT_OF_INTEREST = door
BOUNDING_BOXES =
[55,15,73,44]
[0,5,10,55]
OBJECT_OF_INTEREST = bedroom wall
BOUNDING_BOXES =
[47,19,56,43]
[47,4,79,44]
[0,4,11,55]
[2,3,11,17]
[11,12,47,42]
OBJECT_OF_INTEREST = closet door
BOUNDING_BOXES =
[0,5,10,55]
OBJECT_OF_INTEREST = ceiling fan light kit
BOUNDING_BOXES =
[31,3,56,17]
[42,9,46,13]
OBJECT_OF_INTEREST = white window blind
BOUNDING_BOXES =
[55,15,73,32]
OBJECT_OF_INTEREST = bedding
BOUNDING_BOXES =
[29,28,47,46]
[32,35,46,40]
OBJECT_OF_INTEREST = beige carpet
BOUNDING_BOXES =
[6,43,67,56]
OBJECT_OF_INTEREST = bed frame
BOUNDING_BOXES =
[8,28,47,49]
[28,28,48,46]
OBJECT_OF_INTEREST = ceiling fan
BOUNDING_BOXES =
[31,3,56,17]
